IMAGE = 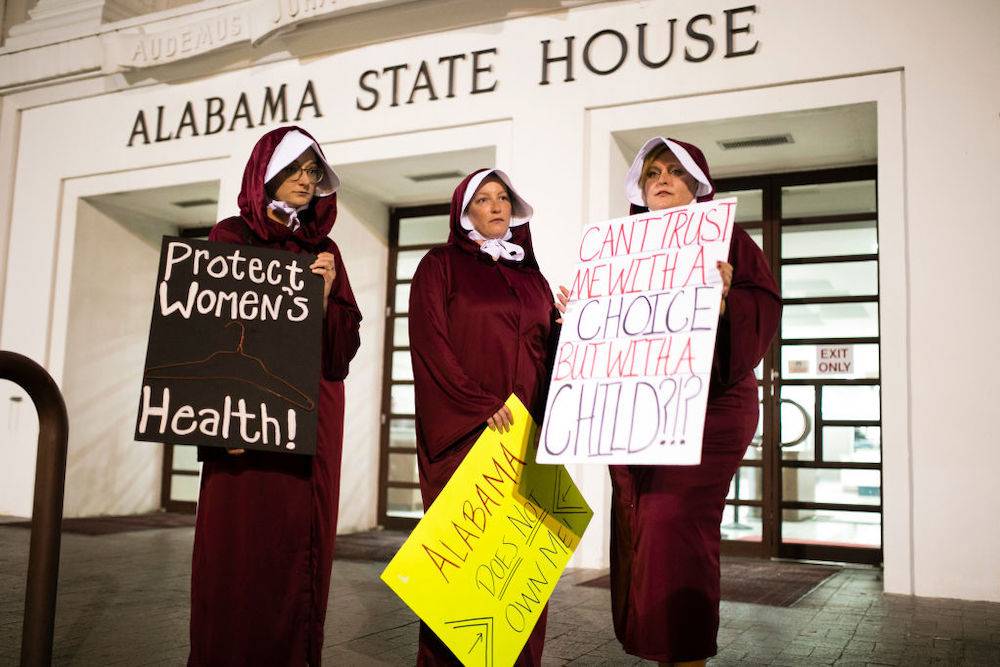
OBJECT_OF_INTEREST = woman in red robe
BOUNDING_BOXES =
[609,138,781,666]
[188,126,362,666]
[408,169,560,665]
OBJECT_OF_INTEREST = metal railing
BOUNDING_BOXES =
[1,351,68,667]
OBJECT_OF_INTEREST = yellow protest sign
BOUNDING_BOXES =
[381,394,592,667]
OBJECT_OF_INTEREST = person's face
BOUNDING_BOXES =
[272,148,322,208]
[642,153,697,211]
[466,178,512,240]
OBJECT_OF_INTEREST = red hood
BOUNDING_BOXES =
[236,125,338,247]
[630,137,716,215]
[447,168,540,270]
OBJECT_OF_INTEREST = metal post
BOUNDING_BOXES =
[1,351,68,667]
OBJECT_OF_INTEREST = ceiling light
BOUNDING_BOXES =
[406,171,464,183]
[173,198,218,208]
[717,134,794,150]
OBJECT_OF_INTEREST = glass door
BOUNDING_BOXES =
[378,204,450,529]
[718,166,882,565]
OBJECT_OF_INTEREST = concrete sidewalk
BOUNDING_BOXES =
[1,524,998,665]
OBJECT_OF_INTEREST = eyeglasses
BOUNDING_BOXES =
[277,163,325,185]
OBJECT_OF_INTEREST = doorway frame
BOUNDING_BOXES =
[584,71,911,592]
[50,162,228,514]
[323,120,513,531]
[49,160,230,385]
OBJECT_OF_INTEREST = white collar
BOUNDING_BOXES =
[267,200,307,232]
[468,228,525,262]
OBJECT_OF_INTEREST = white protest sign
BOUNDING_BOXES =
[537,199,737,465]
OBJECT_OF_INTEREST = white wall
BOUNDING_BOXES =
[60,199,169,517]
[582,73,910,583]
[0,378,39,516]
[332,188,389,533]
[897,2,1000,601]
[1,0,999,601]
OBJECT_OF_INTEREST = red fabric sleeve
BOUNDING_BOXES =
[409,252,505,460]
[207,217,247,244]
[320,240,362,381]
[713,225,782,387]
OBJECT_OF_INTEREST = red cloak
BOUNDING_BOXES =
[188,126,362,666]
[408,169,559,665]
[610,139,781,662]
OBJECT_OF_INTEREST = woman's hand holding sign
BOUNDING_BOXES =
[311,252,337,311]
[717,260,733,316]
[487,404,515,433]
[554,285,570,324]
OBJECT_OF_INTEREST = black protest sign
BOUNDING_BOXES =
[135,236,323,454]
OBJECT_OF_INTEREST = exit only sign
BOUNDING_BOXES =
[816,345,854,375]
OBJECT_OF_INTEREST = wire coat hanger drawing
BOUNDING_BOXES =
[144,321,316,411]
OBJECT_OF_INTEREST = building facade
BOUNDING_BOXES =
[1,0,997,603]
